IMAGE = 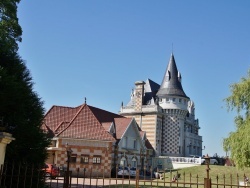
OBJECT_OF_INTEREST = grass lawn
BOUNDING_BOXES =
[107,165,250,188]
[174,165,250,184]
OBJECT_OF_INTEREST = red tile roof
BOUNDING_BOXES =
[101,122,113,132]
[114,118,133,139]
[145,139,154,150]
[88,105,123,122]
[43,103,154,149]
[43,104,124,141]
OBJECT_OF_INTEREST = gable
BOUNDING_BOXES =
[123,121,139,138]
[57,105,115,141]
[43,105,79,132]
[118,119,145,150]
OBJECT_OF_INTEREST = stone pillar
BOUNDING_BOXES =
[0,132,15,166]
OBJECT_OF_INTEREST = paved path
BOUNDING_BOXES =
[46,177,139,188]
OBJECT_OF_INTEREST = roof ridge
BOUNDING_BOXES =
[88,105,124,117]
[52,105,77,109]
[44,105,77,117]
[54,121,69,133]
[57,104,86,136]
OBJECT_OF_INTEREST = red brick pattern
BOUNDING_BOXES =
[55,141,113,177]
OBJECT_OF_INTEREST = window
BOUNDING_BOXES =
[80,155,89,164]
[173,98,176,102]
[93,156,101,164]
[50,140,56,147]
[70,154,77,163]
[120,157,126,167]
[133,139,137,149]
[179,98,182,103]
[132,158,137,168]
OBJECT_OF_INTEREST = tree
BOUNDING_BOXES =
[0,0,22,54]
[223,70,250,169]
[0,1,50,187]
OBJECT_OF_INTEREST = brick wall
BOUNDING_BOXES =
[52,138,113,177]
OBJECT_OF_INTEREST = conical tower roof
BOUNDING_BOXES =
[156,53,189,99]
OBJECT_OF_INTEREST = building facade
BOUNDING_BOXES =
[42,103,153,177]
[119,53,203,157]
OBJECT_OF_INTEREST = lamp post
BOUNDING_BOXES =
[63,143,72,188]
[204,154,211,188]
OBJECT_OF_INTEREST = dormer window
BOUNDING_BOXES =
[165,70,171,81]
[178,71,182,82]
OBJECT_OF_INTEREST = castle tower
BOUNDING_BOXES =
[119,53,203,157]
[156,54,189,156]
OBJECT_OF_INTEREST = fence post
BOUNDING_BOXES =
[0,164,3,186]
[204,154,211,188]
[135,169,139,188]
[204,178,211,188]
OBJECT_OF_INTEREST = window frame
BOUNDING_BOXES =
[93,155,101,164]
[70,154,77,163]
[80,154,89,164]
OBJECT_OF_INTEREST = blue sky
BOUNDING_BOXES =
[17,1,250,157]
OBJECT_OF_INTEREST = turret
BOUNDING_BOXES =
[156,53,189,111]
[157,53,188,98]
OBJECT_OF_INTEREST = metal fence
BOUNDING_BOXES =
[1,163,250,188]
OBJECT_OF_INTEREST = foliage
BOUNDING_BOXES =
[223,70,250,169]
[0,54,50,162]
[0,0,22,54]
[0,0,49,187]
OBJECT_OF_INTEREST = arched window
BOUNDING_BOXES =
[120,156,126,167]
[132,157,137,168]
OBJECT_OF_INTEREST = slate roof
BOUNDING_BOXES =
[143,79,160,105]
[156,53,189,99]
[126,79,160,106]
[126,54,189,106]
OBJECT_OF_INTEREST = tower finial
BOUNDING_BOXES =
[84,97,87,104]
[172,43,174,54]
